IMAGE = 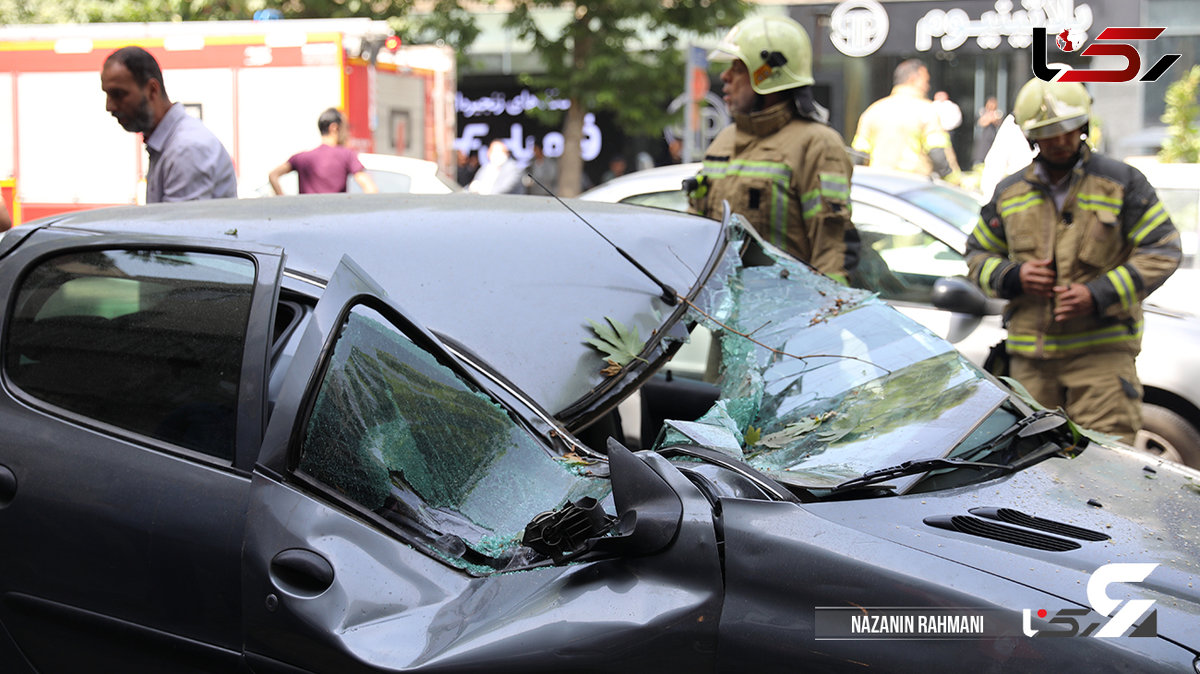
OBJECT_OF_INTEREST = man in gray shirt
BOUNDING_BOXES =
[101,46,236,203]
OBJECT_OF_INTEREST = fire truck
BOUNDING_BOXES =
[0,18,456,224]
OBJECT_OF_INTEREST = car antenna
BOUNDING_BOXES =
[528,172,678,306]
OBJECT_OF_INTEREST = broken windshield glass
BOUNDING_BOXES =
[656,221,1010,490]
[298,306,611,566]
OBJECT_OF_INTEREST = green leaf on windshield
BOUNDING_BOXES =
[744,426,762,446]
[1000,376,1045,410]
[585,317,646,370]
[756,411,839,448]
[758,418,821,448]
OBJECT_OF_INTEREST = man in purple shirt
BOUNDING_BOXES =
[269,109,378,195]
[101,46,237,203]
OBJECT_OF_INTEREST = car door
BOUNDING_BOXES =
[0,229,283,672]
[241,257,724,673]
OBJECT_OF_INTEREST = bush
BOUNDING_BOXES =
[1160,65,1200,164]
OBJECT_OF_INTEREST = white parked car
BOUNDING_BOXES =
[1124,158,1200,268]
[581,163,1200,467]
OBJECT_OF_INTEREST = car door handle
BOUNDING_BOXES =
[0,464,15,506]
[269,548,335,597]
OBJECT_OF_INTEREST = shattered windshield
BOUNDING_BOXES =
[655,220,1009,489]
[298,306,610,568]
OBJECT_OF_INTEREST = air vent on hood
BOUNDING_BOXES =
[969,507,1110,541]
[924,515,1081,551]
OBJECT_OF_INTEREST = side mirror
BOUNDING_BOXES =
[523,439,683,565]
[931,276,1004,316]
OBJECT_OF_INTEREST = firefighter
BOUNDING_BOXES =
[965,78,1181,444]
[851,60,962,183]
[688,15,858,284]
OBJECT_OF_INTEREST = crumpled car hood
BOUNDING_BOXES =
[807,446,1200,646]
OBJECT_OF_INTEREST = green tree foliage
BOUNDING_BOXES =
[1160,65,1200,164]
[0,0,256,22]
[393,0,481,65]
[504,0,748,196]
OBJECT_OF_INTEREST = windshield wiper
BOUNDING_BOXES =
[957,409,1069,463]
[829,457,1009,494]
[828,409,1073,495]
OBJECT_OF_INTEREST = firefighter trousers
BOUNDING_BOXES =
[1010,351,1142,445]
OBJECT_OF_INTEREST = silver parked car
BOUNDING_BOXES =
[581,164,1200,467]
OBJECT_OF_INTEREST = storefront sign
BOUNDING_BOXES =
[915,0,1093,52]
[664,90,729,159]
[456,89,570,119]
[830,0,890,57]
[455,88,601,164]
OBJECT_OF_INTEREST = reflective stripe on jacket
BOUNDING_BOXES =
[688,100,857,282]
[965,145,1181,358]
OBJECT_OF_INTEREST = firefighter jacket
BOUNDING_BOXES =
[965,145,1181,359]
[851,84,959,179]
[688,100,857,283]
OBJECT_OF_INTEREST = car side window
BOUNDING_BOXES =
[350,170,410,193]
[851,203,967,304]
[622,190,688,212]
[297,305,610,566]
[5,249,256,460]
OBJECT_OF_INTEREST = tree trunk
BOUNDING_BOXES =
[557,100,586,198]
[554,22,592,198]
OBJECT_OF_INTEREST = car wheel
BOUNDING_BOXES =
[1134,404,1200,469]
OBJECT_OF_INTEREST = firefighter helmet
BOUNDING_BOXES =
[1013,78,1091,141]
[710,15,814,94]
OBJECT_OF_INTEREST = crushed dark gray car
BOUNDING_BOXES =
[0,194,1197,673]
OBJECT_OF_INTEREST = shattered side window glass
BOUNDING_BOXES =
[298,305,610,566]
[656,222,1008,491]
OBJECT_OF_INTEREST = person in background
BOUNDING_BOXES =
[979,113,1035,198]
[688,15,858,284]
[932,90,963,133]
[524,140,559,195]
[965,78,1181,445]
[852,59,962,184]
[100,46,236,203]
[0,193,11,231]
[667,138,684,165]
[600,155,628,184]
[468,140,526,195]
[973,96,1004,168]
[456,149,480,187]
[269,108,377,195]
